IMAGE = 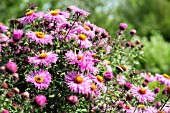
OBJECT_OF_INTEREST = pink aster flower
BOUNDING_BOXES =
[26,31,53,44]
[28,51,58,66]
[117,74,126,85]
[72,33,92,48]
[19,10,43,24]
[12,29,24,41]
[144,106,158,113]
[1,109,9,113]
[140,73,156,82]
[156,74,170,86]
[26,69,51,90]
[105,45,112,54]
[43,9,66,22]
[119,23,128,30]
[65,50,98,74]
[0,34,9,42]
[64,71,91,94]
[0,22,8,32]
[34,94,47,107]
[67,6,90,17]
[88,74,107,92]
[130,85,156,103]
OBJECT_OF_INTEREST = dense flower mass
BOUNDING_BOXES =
[0,4,169,113]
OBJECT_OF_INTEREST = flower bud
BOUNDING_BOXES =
[34,95,47,107]
[163,88,167,95]
[154,87,160,93]
[1,109,9,113]
[119,23,128,30]
[13,87,20,93]
[12,30,23,42]
[124,82,132,90]
[104,71,113,81]
[67,95,78,104]
[156,102,161,109]
[142,81,148,87]
[21,91,30,99]
[6,91,14,98]
[5,61,18,73]
[130,29,137,35]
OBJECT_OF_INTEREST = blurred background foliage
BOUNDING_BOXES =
[1,0,170,74]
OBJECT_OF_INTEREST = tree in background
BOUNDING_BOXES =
[117,0,170,41]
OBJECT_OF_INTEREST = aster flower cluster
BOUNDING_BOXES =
[0,4,170,113]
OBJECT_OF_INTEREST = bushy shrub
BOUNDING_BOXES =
[0,4,170,113]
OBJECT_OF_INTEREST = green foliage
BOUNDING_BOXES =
[139,34,170,74]
[118,0,170,41]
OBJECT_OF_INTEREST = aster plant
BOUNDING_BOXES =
[0,3,170,113]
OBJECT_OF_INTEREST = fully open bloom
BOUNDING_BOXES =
[130,85,156,103]
[64,71,91,94]
[0,22,8,32]
[156,74,170,86]
[43,9,67,22]
[28,51,58,66]
[34,95,47,107]
[0,33,9,42]
[26,69,51,90]
[26,31,53,44]
[140,73,156,82]
[19,10,43,24]
[67,5,90,17]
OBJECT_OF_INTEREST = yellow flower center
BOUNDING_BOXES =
[34,75,44,83]
[74,75,83,84]
[96,75,103,83]
[157,110,165,113]
[78,34,86,41]
[77,55,83,60]
[146,74,151,78]
[91,83,96,91]
[50,10,59,16]
[26,10,34,16]
[163,74,170,80]
[138,104,145,109]
[0,22,3,25]
[36,32,45,38]
[84,25,91,31]
[138,87,146,94]
[107,61,111,65]
[92,53,97,58]
[38,53,47,59]
[125,104,131,109]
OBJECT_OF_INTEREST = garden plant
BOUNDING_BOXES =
[0,4,170,113]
